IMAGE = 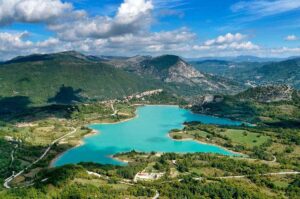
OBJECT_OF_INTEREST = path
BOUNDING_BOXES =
[152,190,160,199]
[110,103,118,116]
[271,155,277,163]
[216,171,300,179]
[9,144,18,167]
[4,127,77,189]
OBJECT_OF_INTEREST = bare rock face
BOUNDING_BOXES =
[104,54,243,94]
[165,60,205,84]
[237,85,295,103]
[137,55,240,93]
[191,95,224,105]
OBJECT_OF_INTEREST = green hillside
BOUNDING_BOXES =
[190,60,266,77]
[254,58,300,88]
[192,85,300,127]
[141,55,181,71]
[124,55,244,94]
[0,52,161,106]
[191,58,300,89]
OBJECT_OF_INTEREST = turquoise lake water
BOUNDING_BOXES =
[53,105,242,166]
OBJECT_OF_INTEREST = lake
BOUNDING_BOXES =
[53,105,242,166]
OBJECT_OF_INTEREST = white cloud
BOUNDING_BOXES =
[285,35,298,41]
[204,33,246,46]
[270,47,300,54]
[198,33,259,50]
[0,28,196,60]
[116,0,153,24]
[2,29,300,60]
[0,31,32,50]
[0,0,299,60]
[231,0,300,19]
[49,0,154,40]
[153,0,188,10]
[0,0,77,25]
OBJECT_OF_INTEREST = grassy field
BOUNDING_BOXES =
[168,122,300,166]
[220,129,270,148]
[0,101,138,188]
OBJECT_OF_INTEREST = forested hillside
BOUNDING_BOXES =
[0,52,161,106]
[192,85,300,127]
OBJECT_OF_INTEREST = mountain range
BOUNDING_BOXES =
[0,51,161,106]
[103,54,242,93]
[1,50,299,108]
[0,51,243,106]
[191,57,300,89]
[187,55,285,62]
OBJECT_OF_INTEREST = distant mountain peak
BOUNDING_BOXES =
[139,54,204,82]
[56,50,84,57]
[102,54,243,94]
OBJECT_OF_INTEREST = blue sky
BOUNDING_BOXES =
[0,0,300,60]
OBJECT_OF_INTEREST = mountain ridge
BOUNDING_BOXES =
[0,51,163,106]
[191,57,300,89]
[103,54,244,94]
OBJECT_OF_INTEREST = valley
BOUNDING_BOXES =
[1,0,300,198]
[0,52,299,199]
[190,57,300,89]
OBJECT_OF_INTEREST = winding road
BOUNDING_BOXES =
[3,127,77,189]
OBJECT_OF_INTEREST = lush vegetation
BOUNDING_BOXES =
[0,52,162,105]
[192,86,300,127]
[0,65,299,198]
[170,121,300,167]
[191,57,300,89]
[2,151,299,199]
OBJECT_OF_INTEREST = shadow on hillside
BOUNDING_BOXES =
[48,85,83,104]
[5,54,53,64]
[0,86,84,124]
[0,96,31,115]
[265,120,300,128]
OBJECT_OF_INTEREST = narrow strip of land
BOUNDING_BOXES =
[216,171,300,179]
[4,127,77,189]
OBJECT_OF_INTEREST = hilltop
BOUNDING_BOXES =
[0,51,162,106]
[104,54,244,94]
[253,58,300,88]
[236,85,297,103]
[192,85,300,126]
[0,52,244,108]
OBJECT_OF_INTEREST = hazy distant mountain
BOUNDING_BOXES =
[250,58,300,88]
[191,57,300,89]
[190,60,266,79]
[187,56,284,62]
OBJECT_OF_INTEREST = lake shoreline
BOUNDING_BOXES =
[50,104,247,167]
[50,113,138,167]
[167,133,246,157]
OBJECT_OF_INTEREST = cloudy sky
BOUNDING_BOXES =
[0,0,300,60]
